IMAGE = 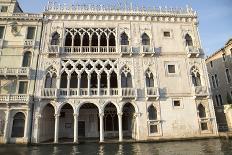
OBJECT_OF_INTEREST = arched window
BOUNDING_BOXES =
[81,71,88,88]
[198,104,206,118]
[148,106,157,120]
[185,34,193,46]
[100,33,107,46]
[142,33,150,45]
[191,66,201,86]
[100,71,107,88]
[65,32,72,46]
[74,33,81,46]
[109,33,116,46]
[82,33,90,46]
[11,112,25,138]
[91,71,98,88]
[145,69,154,87]
[22,51,32,67]
[110,71,118,88]
[45,67,57,88]
[51,32,60,45]
[121,66,132,88]
[91,33,98,46]
[120,32,129,45]
[60,72,68,88]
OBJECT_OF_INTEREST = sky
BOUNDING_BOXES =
[17,0,232,56]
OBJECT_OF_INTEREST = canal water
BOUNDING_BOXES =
[0,139,232,155]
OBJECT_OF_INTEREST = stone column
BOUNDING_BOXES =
[56,76,61,97]
[24,109,31,142]
[67,75,71,97]
[99,113,104,142]
[73,113,79,143]
[77,75,81,96]
[118,74,122,96]
[3,109,10,143]
[107,74,110,96]
[97,74,101,96]
[88,74,91,96]
[118,113,123,142]
[34,113,41,143]
[54,113,60,143]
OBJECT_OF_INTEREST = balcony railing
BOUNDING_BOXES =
[0,94,31,103]
[24,39,34,47]
[48,45,60,54]
[40,88,121,98]
[142,46,161,56]
[186,46,200,58]
[193,86,209,97]
[0,67,30,77]
[121,88,137,99]
[146,87,159,100]
[120,45,132,55]
[57,46,117,54]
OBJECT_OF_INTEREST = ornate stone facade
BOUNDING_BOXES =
[0,0,218,144]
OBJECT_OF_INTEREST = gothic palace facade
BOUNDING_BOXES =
[0,0,218,144]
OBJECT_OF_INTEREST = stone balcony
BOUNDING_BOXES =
[192,86,209,98]
[142,46,161,56]
[120,45,132,56]
[0,94,31,103]
[41,88,136,99]
[0,67,31,78]
[145,87,159,100]
[24,39,34,48]
[186,46,200,58]
[46,45,117,55]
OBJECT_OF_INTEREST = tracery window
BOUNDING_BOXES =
[142,33,150,46]
[51,32,60,45]
[145,68,154,87]
[121,66,132,88]
[120,32,129,45]
[45,67,57,88]
[191,66,201,86]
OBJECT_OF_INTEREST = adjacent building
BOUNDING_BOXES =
[0,0,42,143]
[206,39,232,131]
[0,0,218,144]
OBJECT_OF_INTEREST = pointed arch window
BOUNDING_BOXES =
[120,32,129,45]
[142,33,150,46]
[121,66,132,88]
[45,67,57,88]
[91,33,98,47]
[191,66,201,86]
[22,51,32,67]
[109,33,116,46]
[100,33,107,46]
[74,33,81,46]
[148,106,157,120]
[185,34,193,46]
[65,32,72,46]
[198,104,206,118]
[145,69,154,87]
[83,33,90,46]
[51,32,60,45]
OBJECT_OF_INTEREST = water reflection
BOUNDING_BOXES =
[0,139,232,155]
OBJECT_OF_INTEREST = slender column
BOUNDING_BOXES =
[73,113,79,143]
[99,113,104,142]
[98,37,100,53]
[107,36,109,53]
[67,75,71,97]
[3,109,10,143]
[24,109,31,142]
[88,74,91,96]
[56,76,61,97]
[118,74,122,96]
[107,74,110,96]
[34,113,41,143]
[77,75,81,96]
[54,113,60,143]
[118,113,123,142]
[97,74,101,96]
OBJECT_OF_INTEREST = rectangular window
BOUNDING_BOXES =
[26,27,36,39]
[215,95,219,107]
[168,65,176,73]
[173,100,181,107]
[211,76,216,88]
[226,69,231,83]
[0,26,4,39]
[218,94,223,106]
[201,122,208,131]
[163,31,171,37]
[150,125,158,134]
[215,74,219,87]
[222,53,226,61]
[210,61,213,68]
[18,81,28,94]
[0,6,8,12]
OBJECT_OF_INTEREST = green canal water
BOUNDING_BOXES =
[0,139,232,155]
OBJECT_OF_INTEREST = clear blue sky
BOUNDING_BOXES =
[18,0,232,56]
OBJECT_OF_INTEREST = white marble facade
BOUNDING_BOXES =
[0,0,218,144]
